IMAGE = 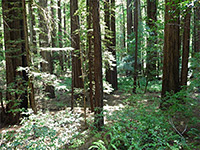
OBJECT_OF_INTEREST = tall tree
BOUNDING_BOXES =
[28,0,37,54]
[120,1,126,49]
[2,0,34,124]
[58,0,64,71]
[133,0,139,93]
[92,0,104,131]
[39,0,55,98]
[110,0,118,90]
[105,0,111,84]
[161,0,180,107]
[181,4,191,86]
[70,0,84,88]
[146,0,157,86]
[0,2,3,58]
[127,0,133,53]
[87,0,94,112]
[193,1,200,54]
[51,0,57,48]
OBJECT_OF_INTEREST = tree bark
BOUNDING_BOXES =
[146,0,157,83]
[127,0,133,53]
[28,0,37,54]
[51,0,57,48]
[87,0,94,112]
[110,0,118,90]
[193,1,200,53]
[104,0,112,87]
[161,0,180,108]
[22,0,36,113]
[181,6,191,86]
[92,0,104,131]
[2,0,31,124]
[58,0,64,71]
[133,0,139,94]
[70,0,84,88]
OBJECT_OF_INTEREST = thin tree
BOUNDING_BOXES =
[58,0,64,71]
[133,0,139,94]
[105,0,111,85]
[87,0,94,112]
[92,0,104,131]
[181,4,191,86]
[120,0,126,49]
[0,2,3,58]
[28,0,37,54]
[51,0,57,48]
[193,1,200,54]
[161,0,180,108]
[110,0,118,90]
[127,0,133,53]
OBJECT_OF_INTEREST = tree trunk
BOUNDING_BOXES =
[127,0,133,53]
[92,0,104,131]
[146,0,157,83]
[51,0,57,48]
[2,0,31,124]
[28,1,37,54]
[39,0,55,98]
[161,0,180,108]
[87,0,94,112]
[121,1,126,49]
[22,0,36,113]
[193,1,200,53]
[133,0,139,94]
[110,0,118,90]
[181,6,191,86]
[0,5,3,58]
[70,0,84,88]
[104,0,112,87]
[58,0,64,71]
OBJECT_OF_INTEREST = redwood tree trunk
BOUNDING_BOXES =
[2,0,31,124]
[193,1,200,53]
[70,0,84,88]
[92,0,104,131]
[133,0,138,94]
[161,0,180,108]
[146,0,157,83]
[110,0,118,90]
[87,0,94,112]
[181,6,191,86]
[127,0,133,53]
[58,0,64,71]
[105,0,111,85]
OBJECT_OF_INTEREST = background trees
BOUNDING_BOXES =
[0,1,199,145]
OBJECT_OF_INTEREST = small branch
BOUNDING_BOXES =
[168,116,187,139]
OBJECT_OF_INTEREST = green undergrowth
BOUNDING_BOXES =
[89,92,200,150]
[0,109,85,149]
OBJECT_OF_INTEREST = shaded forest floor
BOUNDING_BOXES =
[0,78,200,149]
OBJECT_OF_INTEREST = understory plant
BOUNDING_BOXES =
[0,109,84,149]
[90,93,199,150]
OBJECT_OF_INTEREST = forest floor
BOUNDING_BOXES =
[0,84,200,149]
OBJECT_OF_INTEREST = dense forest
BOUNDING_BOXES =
[0,0,199,149]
